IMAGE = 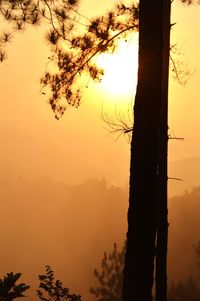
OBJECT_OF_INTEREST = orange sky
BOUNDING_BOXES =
[1,1,200,299]
[0,1,200,189]
[0,1,199,191]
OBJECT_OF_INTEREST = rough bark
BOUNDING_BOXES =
[122,1,163,300]
[155,1,171,301]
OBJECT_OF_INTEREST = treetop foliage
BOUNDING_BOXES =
[0,266,81,301]
[0,0,198,119]
[0,0,80,61]
[39,2,139,119]
[0,272,30,301]
[90,242,125,301]
[0,0,139,118]
[37,265,81,301]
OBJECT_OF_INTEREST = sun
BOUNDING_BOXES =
[95,36,138,98]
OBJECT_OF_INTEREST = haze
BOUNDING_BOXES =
[1,1,200,300]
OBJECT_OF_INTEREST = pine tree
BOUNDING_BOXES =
[1,1,199,300]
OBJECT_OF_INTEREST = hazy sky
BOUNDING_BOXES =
[0,0,200,188]
[1,1,200,300]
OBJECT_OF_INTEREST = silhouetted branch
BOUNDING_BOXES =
[101,103,133,142]
[168,136,184,141]
[168,177,183,181]
[170,44,194,85]
[37,265,81,301]
[0,0,198,119]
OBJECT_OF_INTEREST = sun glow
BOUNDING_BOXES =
[96,36,138,98]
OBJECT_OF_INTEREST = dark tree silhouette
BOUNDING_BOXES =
[0,272,30,301]
[155,1,171,301]
[37,265,81,301]
[122,1,168,299]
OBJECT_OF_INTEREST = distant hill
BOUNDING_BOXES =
[0,174,200,299]
[1,155,200,299]
[0,177,128,301]
[168,186,200,283]
[169,157,200,196]
[2,155,200,197]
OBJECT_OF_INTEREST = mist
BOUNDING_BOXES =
[0,175,127,300]
[1,168,200,300]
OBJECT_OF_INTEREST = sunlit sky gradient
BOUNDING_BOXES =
[0,0,200,190]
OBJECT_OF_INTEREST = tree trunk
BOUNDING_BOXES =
[122,1,163,300]
[155,1,171,301]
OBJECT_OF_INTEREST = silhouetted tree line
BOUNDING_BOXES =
[90,242,200,301]
[2,241,200,301]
